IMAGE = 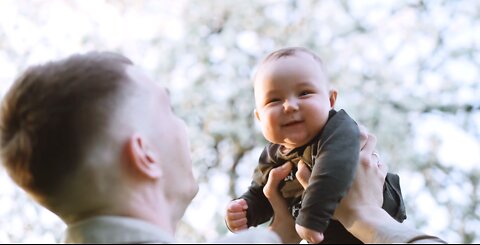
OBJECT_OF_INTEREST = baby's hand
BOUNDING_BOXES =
[295,224,324,244]
[225,199,248,232]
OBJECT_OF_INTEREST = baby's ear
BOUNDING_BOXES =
[329,89,338,108]
[254,109,261,122]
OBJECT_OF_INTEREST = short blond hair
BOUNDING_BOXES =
[254,47,327,82]
[260,47,325,66]
[0,52,132,200]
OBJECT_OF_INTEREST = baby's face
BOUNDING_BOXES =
[254,52,335,149]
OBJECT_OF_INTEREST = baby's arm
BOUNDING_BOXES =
[225,185,274,232]
[225,145,277,231]
[296,110,360,236]
[239,178,275,227]
[294,161,324,243]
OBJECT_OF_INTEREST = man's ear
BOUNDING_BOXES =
[254,109,261,122]
[329,89,338,108]
[126,134,162,179]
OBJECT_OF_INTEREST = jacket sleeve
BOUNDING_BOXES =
[383,173,407,222]
[239,145,277,227]
[296,109,360,232]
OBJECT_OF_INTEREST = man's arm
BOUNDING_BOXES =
[264,129,447,244]
[342,206,446,244]
[332,133,446,243]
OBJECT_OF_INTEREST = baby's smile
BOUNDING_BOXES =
[282,119,304,127]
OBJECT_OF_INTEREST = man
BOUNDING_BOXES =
[0,52,279,243]
[0,52,445,243]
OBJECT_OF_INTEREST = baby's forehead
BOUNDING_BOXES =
[253,52,327,84]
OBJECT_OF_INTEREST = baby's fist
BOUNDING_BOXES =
[225,199,248,232]
[295,224,324,244]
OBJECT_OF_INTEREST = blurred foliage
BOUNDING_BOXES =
[0,0,478,243]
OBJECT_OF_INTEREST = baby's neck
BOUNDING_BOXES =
[279,145,294,154]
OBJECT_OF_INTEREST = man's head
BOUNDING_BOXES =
[0,52,198,228]
[253,47,337,149]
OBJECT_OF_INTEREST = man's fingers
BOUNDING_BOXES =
[296,160,311,189]
[358,124,369,150]
[264,162,293,220]
[378,161,388,179]
[264,162,302,243]
[270,162,292,182]
[360,134,377,167]
[264,162,292,198]
[363,134,377,154]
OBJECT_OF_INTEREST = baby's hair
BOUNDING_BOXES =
[261,47,324,67]
[253,47,328,85]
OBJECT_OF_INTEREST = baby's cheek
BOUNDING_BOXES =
[263,128,278,143]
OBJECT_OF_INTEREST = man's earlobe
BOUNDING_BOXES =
[127,134,162,179]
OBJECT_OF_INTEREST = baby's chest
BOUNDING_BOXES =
[278,145,316,198]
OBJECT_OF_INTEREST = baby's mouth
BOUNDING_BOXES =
[282,120,303,127]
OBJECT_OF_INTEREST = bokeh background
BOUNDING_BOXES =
[0,0,479,243]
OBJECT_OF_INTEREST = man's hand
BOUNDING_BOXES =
[263,162,302,243]
[225,199,248,232]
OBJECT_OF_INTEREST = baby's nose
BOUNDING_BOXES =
[283,99,299,112]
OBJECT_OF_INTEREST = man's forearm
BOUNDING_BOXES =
[344,207,446,244]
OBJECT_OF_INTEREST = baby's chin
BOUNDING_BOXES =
[282,136,314,149]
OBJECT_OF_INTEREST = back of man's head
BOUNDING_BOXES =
[0,52,134,216]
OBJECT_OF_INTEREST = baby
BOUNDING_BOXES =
[225,47,406,243]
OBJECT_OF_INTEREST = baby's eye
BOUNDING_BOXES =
[299,91,313,96]
[266,98,281,104]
